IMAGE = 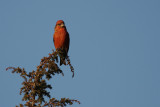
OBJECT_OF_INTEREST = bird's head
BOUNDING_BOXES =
[55,20,66,30]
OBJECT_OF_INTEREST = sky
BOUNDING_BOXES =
[0,0,160,107]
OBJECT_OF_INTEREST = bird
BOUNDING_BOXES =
[53,20,70,65]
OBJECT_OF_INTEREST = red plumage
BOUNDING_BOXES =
[53,20,70,65]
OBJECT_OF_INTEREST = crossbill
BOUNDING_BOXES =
[53,20,70,65]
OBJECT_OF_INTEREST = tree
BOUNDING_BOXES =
[6,49,80,107]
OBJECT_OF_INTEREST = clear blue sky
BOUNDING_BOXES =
[0,0,160,107]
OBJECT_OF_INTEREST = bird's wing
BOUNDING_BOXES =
[65,32,70,53]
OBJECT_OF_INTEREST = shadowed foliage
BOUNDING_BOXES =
[6,49,80,107]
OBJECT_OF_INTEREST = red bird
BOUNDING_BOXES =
[53,20,70,65]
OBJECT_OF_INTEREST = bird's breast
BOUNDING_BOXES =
[54,29,67,49]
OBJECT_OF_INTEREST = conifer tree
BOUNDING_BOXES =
[6,49,80,107]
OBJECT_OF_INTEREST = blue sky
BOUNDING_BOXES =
[0,0,160,107]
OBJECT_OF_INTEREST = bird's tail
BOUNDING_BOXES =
[57,48,67,66]
[60,57,66,66]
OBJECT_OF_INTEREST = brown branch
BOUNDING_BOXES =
[6,50,79,107]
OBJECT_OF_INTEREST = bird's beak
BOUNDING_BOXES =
[60,23,65,27]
